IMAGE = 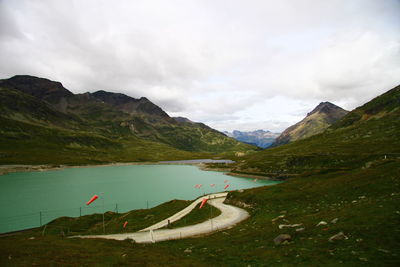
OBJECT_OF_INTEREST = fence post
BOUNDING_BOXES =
[79,207,82,217]
[115,204,118,214]
[147,200,149,209]
[39,211,42,227]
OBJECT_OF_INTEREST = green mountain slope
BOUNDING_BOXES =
[233,85,400,178]
[271,102,348,147]
[0,75,255,164]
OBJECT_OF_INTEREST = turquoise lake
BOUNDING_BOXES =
[0,164,280,233]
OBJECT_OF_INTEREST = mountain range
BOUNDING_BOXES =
[0,75,255,164]
[223,130,280,148]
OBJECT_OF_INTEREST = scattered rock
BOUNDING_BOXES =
[184,248,192,253]
[273,234,292,245]
[8,255,11,260]
[121,254,127,258]
[28,237,35,240]
[222,232,230,235]
[316,221,328,227]
[296,228,305,232]
[359,196,366,199]
[352,200,357,203]
[378,249,390,253]
[331,218,339,224]
[271,215,285,223]
[328,232,348,242]
[278,223,303,229]
[356,238,363,242]
[359,257,368,262]
[238,189,244,193]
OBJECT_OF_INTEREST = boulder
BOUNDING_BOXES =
[316,221,328,227]
[271,215,285,223]
[328,232,348,242]
[273,234,292,245]
[278,223,302,229]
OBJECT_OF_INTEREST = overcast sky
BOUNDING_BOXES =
[1,0,399,132]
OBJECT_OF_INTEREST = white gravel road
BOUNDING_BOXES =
[73,192,249,243]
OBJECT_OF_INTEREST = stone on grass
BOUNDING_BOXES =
[184,248,192,253]
[273,234,292,245]
[328,232,348,242]
[296,228,305,232]
[316,221,328,227]
[331,218,339,224]
[278,223,302,229]
[271,215,285,223]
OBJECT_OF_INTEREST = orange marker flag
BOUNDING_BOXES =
[224,184,230,190]
[123,221,128,228]
[198,184,203,188]
[210,184,215,187]
[86,195,98,205]
[199,198,208,209]
[194,184,199,188]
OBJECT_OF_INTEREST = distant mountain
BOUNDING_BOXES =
[271,102,348,147]
[235,84,400,176]
[0,75,256,164]
[224,130,280,148]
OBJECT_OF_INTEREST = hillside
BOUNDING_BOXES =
[231,85,400,178]
[0,75,256,164]
[224,130,280,148]
[271,102,348,147]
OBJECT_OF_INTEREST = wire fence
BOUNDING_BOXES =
[0,200,155,234]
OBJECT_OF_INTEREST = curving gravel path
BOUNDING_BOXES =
[73,192,249,243]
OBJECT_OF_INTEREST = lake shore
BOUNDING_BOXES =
[0,160,279,182]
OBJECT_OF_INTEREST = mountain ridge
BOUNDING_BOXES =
[0,75,256,164]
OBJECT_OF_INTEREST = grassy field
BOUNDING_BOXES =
[1,159,398,266]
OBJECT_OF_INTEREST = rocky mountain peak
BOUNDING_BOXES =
[0,75,74,104]
[307,102,344,116]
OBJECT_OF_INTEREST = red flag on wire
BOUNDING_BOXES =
[123,221,128,228]
[199,198,208,209]
[210,184,215,187]
[224,184,230,190]
[86,195,98,205]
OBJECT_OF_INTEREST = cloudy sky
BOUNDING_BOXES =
[1,0,399,132]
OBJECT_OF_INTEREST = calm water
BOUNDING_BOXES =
[0,164,279,233]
